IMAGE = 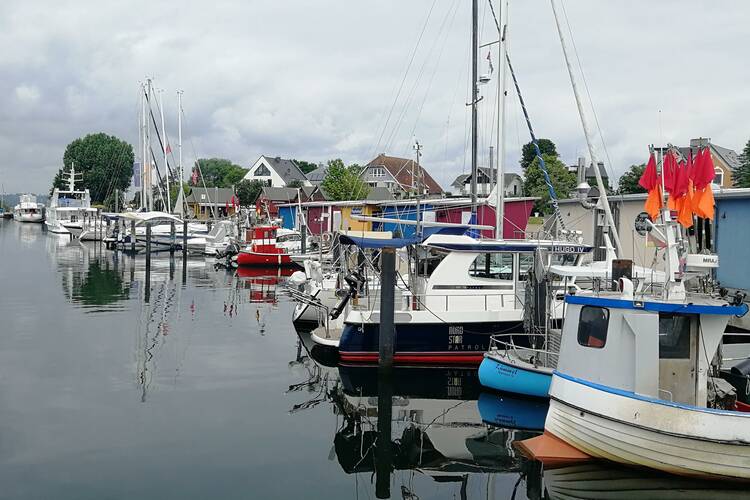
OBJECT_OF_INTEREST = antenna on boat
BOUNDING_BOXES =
[550,0,622,257]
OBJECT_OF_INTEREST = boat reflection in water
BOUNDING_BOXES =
[540,461,749,500]
[234,266,295,304]
[330,364,548,499]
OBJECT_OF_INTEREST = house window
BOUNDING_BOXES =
[577,306,609,348]
[713,167,723,186]
[469,253,513,280]
[371,167,385,178]
[513,184,518,196]
[255,164,271,176]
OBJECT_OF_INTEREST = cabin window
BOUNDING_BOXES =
[517,254,534,281]
[577,306,609,348]
[469,253,513,280]
[658,314,691,359]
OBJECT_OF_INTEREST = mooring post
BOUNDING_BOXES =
[170,221,176,254]
[301,224,307,254]
[130,220,136,253]
[145,223,152,303]
[182,220,188,258]
[378,247,396,369]
[146,223,152,257]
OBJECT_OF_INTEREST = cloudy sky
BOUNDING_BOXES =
[1,0,748,194]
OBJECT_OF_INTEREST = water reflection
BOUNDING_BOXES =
[540,461,749,499]
[287,331,546,499]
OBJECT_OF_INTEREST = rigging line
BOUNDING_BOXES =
[179,104,217,218]
[385,0,456,153]
[504,50,567,232]
[406,0,461,145]
[559,1,621,197]
[369,0,438,161]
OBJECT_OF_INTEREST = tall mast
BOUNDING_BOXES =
[550,0,622,255]
[159,88,170,212]
[470,0,479,224]
[177,90,183,210]
[140,83,147,210]
[495,0,508,238]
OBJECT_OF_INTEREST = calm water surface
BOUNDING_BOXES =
[0,221,744,499]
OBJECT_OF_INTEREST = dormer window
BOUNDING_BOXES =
[371,167,385,178]
[713,167,723,186]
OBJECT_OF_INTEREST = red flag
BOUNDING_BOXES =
[662,150,677,194]
[694,147,716,189]
[639,152,659,191]
[191,168,198,185]
[673,159,689,199]
[165,143,172,154]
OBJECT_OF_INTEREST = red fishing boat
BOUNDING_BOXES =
[235,225,298,267]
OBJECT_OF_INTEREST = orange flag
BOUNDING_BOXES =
[645,185,663,221]
[677,181,694,228]
[696,187,715,220]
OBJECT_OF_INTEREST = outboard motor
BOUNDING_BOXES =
[330,273,363,320]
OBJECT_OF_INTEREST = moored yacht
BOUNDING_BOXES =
[45,165,97,235]
[337,233,592,365]
[13,194,45,222]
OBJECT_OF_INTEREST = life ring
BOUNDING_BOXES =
[322,232,332,243]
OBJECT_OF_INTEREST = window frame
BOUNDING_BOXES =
[577,305,610,349]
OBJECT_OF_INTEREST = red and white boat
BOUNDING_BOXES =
[235,225,299,267]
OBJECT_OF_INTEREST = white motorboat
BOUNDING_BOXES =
[46,165,98,235]
[544,202,750,480]
[13,194,45,222]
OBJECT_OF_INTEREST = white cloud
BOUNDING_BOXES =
[0,0,748,193]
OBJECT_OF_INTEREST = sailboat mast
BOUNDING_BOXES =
[495,0,508,238]
[470,0,479,223]
[178,90,183,209]
[159,89,170,212]
[140,83,146,210]
[550,0,622,256]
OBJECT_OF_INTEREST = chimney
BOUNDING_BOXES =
[275,156,281,162]
[577,157,586,184]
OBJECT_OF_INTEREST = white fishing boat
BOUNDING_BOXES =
[544,190,750,479]
[13,194,45,222]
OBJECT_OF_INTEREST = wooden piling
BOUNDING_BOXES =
[378,247,396,369]
[130,220,136,253]
[182,220,188,258]
[375,369,393,498]
[170,221,176,254]
[301,224,307,254]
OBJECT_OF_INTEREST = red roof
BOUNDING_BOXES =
[366,154,443,195]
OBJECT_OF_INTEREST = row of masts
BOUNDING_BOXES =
[138,79,185,216]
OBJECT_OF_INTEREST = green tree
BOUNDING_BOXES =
[287,179,305,189]
[321,159,370,201]
[733,139,750,188]
[293,159,319,175]
[194,158,248,187]
[52,133,135,203]
[617,164,647,194]
[521,139,558,171]
[523,155,577,214]
[236,179,264,206]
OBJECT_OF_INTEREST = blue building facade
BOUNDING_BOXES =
[715,193,750,290]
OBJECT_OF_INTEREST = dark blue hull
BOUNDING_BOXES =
[339,319,526,365]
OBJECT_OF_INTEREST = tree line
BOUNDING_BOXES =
[52,132,750,212]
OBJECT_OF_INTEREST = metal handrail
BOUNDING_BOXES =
[487,333,559,369]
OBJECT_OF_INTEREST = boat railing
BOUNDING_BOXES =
[405,292,517,312]
[487,331,561,370]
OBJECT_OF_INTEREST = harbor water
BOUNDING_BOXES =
[1,220,746,499]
